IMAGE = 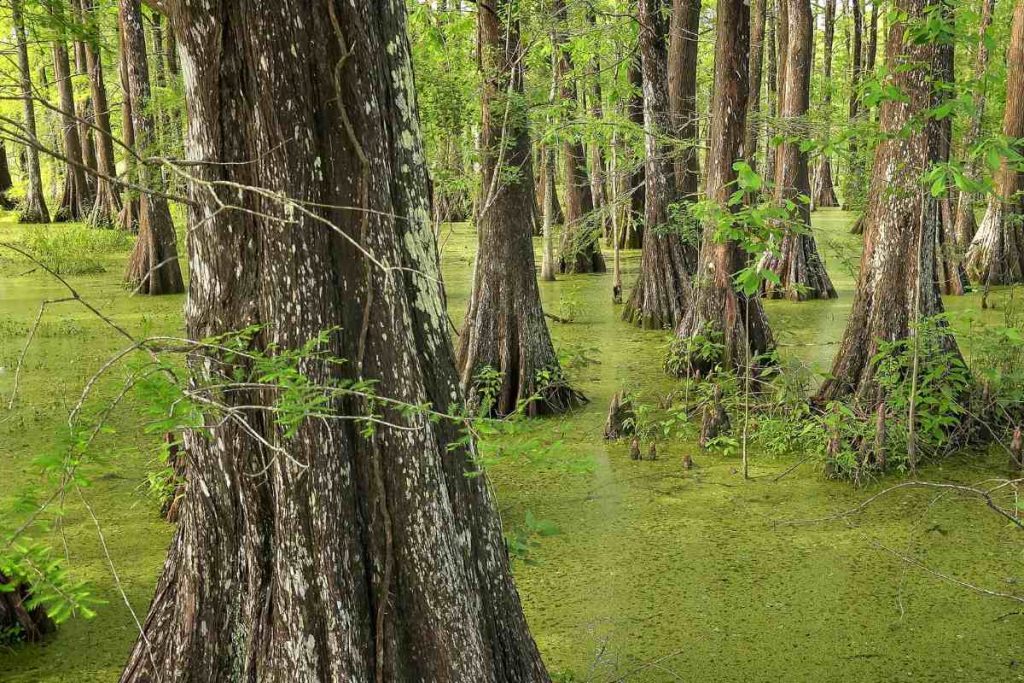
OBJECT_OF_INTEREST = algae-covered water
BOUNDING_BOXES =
[1,211,1022,682]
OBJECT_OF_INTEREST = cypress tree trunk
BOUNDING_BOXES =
[668,0,701,195]
[745,0,767,175]
[52,34,90,222]
[586,8,609,242]
[69,4,98,196]
[623,0,697,329]
[816,0,963,405]
[13,0,50,224]
[673,0,776,376]
[766,0,779,185]
[535,147,564,227]
[966,0,1024,285]
[619,56,645,250]
[459,0,584,417]
[120,0,183,295]
[117,34,140,233]
[762,0,837,300]
[844,0,866,213]
[953,0,997,248]
[81,0,121,227]
[121,3,550,680]
[813,0,840,207]
[554,0,605,273]
[0,142,15,209]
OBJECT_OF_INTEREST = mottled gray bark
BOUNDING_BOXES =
[120,3,550,681]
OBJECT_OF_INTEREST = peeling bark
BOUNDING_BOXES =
[121,2,550,681]
[673,0,776,376]
[816,0,964,405]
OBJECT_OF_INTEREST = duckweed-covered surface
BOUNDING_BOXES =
[1,210,1022,681]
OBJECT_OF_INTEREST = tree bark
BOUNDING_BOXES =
[120,0,183,295]
[953,0,997,248]
[966,0,1024,285]
[813,0,840,207]
[52,30,90,222]
[745,0,767,175]
[619,55,646,250]
[762,0,837,300]
[122,2,550,681]
[13,0,50,224]
[623,0,697,329]
[117,27,140,234]
[816,0,963,405]
[844,0,867,211]
[0,142,15,209]
[80,0,121,227]
[668,0,701,196]
[554,0,605,273]
[673,0,776,376]
[459,0,584,417]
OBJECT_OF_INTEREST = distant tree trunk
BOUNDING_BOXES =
[554,0,605,273]
[866,0,878,74]
[816,0,963,405]
[813,0,840,207]
[536,146,564,226]
[52,32,90,222]
[459,0,584,417]
[120,0,183,295]
[81,0,121,227]
[163,16,178,76]
[966,0,1024,285]
[0,143,15,209]
[623,0,697,329]
[586,7,609,242]
[669,0,701,195]
[762,0,837,300]
[844,0,866,212]
[771,0,789,188]
[541,146,558,281]
[118,27,140,234]
[953,0,997,247]
[766,0,779,184]
[122,3,552,677]
[745,0,767,175]
[620,56,645,250]
[13,0,50,224]
[673,0,775,376]
[931,7,969,296]
[69,7,98,196]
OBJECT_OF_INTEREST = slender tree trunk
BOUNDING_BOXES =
[52,30,90,222]
[966,0,1024,285]
[762,0,837,300]
[745,0,767,175]
[816,0,963,405]
[620,55,645,250]
[813,0,840,207]
[459,0,584,417]
[541,146,558,281]
[866,0,878,74]
[623,0,698,328]
[122,3,551,679]
[80,0,121,227]
[673,0,775,376]
[844,0,866,213]
[69,5,97,196]
[554,0,605,273]
[932,5,969,295]
[586,7,609,242]
[953,0,997,247]
[0,142,15,209]
[13,0,50,224]
[120,0,183,295]
[118,29,140,233]
[535,146,564,226]
[766,0,779,185]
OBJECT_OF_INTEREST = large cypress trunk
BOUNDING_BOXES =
[762,0,837,300]
[120,0,183,295]
[458,0,584,417]
[673,0,775,376]
[623,0,697,329]
[52,32,90,222]
[966,0,1024,286]
[554,0,605,273]
[813,0,840,208]
[121,2,550,681]
[13,0,50,224]
[816,0,963,405]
